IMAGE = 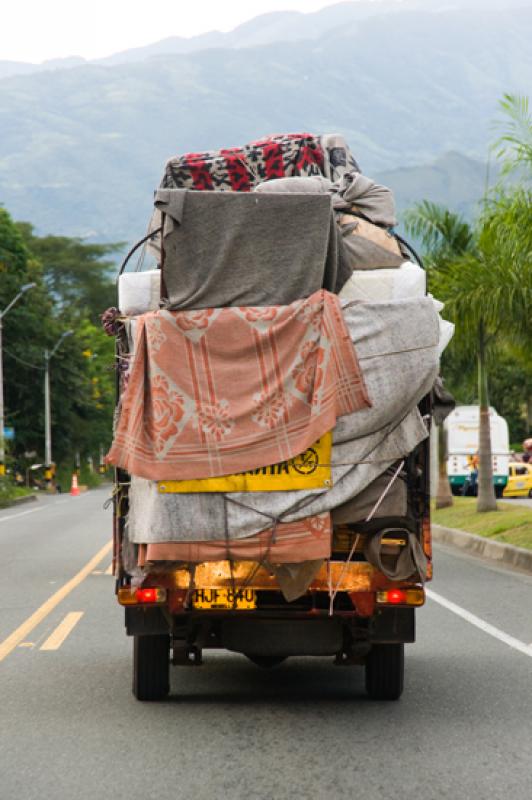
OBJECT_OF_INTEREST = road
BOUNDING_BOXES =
[1,488,531,800]
[502,497,532,509]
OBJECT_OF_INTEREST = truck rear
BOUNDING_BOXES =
[106,132,444,702]
[113,433,431,701]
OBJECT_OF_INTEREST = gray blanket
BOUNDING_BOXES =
[128,297,439,544]
[332,172,397,228]
[153,188,346,309]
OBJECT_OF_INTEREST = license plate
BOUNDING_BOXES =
[191,588,257,610]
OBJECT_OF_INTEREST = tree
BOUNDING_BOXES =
[1,208,118,469]
[15,223,120,324]
[404,201,477,508]
[405,97,532,511]
[494,94,532,176]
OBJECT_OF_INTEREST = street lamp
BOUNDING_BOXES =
[44,330,74,475]
[0,282,36,476]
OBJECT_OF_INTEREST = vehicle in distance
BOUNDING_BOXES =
[503,462,532,498]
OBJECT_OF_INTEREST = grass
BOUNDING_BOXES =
[433,497,532,550]
[0,478,34,508]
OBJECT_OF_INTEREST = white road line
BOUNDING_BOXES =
[0,507,41,524]
[0,493,98,526]
[104,563,113,575]
[426,588,532,659]
[40,612,84,651]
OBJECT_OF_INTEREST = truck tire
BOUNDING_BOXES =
[365,643,404,701]
[132,634,170,701]
[245,654,287,668]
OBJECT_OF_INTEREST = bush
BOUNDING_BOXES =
[0,477,33,508]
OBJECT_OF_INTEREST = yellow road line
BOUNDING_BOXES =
[104,563,113,575]
[0,540,112,663]
[40,612,84,651]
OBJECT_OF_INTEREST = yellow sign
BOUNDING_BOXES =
[158,433,332,493]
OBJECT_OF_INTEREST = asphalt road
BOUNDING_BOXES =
[1,488,531,800]
[502,497,532,509]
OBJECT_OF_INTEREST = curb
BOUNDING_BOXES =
[11,493,39,506]
[0,493,39,510]
[432,523,532,574]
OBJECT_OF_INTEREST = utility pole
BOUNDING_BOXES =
[44,330,73,487]
[44,349,52,471]
[0,283,36,476]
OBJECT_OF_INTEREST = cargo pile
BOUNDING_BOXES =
[106,132,453,600]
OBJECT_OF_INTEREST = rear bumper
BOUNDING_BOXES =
[125,605,416,649]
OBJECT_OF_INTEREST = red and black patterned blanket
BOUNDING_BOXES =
[161,133,325,192]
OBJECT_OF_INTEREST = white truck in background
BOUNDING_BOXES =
[445,405,510,496]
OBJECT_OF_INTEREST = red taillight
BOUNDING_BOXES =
[376,588,425,606]
[117,586,167,606]
[387,589,407,604]
[137,588,156,603]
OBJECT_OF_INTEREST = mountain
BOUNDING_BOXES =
[0,56,86,80]
[3,0,530,76]
[0,2,530,247]
[376,151,494,221]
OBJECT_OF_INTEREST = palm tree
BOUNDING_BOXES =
[405,94,532,513]
[405,199,531,512]
[494,94,532,176]
[404,202,476,509]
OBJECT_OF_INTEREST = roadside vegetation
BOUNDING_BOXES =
[406,94,532,512]
[433,497,532,551]
[0,211,118,485]
[0,477,33,508]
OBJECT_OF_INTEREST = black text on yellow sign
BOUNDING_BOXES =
[158,433,333,493]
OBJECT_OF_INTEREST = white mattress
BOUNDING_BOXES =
[338,260,426,302]
[339,261,453,356]
[118,269,161,315]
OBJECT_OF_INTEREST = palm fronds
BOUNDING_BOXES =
[493,93,532,176]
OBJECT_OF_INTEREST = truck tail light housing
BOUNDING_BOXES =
[376,588,425,607]
[117,587,167,606]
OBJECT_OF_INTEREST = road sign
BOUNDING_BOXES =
[3,427,14,441]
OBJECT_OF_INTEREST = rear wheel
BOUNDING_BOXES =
[133,634,170,701]
[365,643,404,700]
[245,654,287,669]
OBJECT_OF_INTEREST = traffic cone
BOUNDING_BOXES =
[70,473,80,497]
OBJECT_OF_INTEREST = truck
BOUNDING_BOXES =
[109,133,437,703]
[445,405,510,496]
[113,439,431,702]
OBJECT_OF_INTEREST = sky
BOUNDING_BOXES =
[1,0,364,63]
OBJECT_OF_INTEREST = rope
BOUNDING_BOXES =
[358,342,440,360]
[221,492,319,601]
[327,459,405,616]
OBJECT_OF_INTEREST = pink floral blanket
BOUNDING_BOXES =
[106,290,370,480]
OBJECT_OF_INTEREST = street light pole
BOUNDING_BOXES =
[0,283,36,476]
[43,330,73,482]
[44,348,52,469]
